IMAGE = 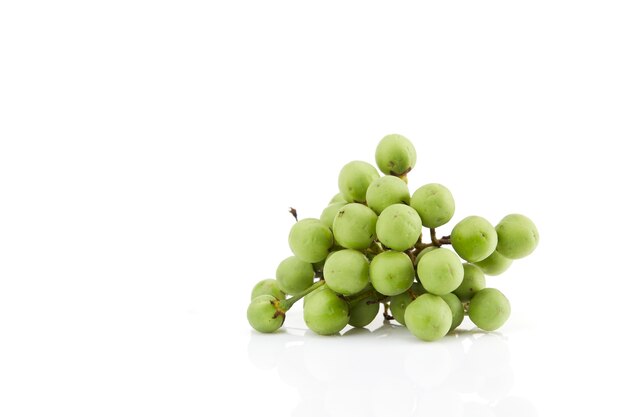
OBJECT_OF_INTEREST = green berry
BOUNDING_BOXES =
[275,256,314,294]
[451,216,498,262]
[376,204,422,251]
[288,218,334,263]
[441,293,464,332]
[468,288,511,331]
[250,279,285,301]
[415,246,436,266]
[320,202,347,229]
[323,249,370,295]
[389,283,420,326]
[417,248,463,295]
[365,175,410,215]
[247,295,284,333]
[474,250,513,276]
[375,134,417,176]
[404,294,452,342]
[495,214,539,259]
[370,251,415,296]
[304,287,350,335]
[453,263,486,301]
[349,296,380,328]
[410,183,455,228]
[332,203,378,250]
[338,161,380,203]
[329,193,347,204]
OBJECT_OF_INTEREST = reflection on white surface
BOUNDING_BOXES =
[248,322,537,417]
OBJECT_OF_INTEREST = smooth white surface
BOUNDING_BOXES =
[1,1,625,416]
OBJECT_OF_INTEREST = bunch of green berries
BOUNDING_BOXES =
[247,134,539,341]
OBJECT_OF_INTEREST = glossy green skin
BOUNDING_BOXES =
[288,218,334,263]
[250,279,285,301]
[247,295,284,333]
[275,256,314,294]
[389,283,420,325]
[370,251,415,296]
[410,183,455,228]
[376,204,422,251]
[453,263,486,301]
[323,249,370,295]
[332,203,378,250]
[304,287,350,335]
[451,216,498,262]
[365,175,410,215]
[468,288,511,331]
[375,134,417,176]
[338,161,380,203]
[405,294,452,342]
[348,297,380,328]
[495,214,539,259]
[417,248,463,295]
[441,293,464,331]
[474,250,513,275]
[329,193,347,204]
[415,246,436,268]
[320,202,347,229]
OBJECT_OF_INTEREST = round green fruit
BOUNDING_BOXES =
[495,214,539,259]
[332,203,378,250]
[468,288,511,331]
[375,134,417,176]
[247,295,284,333]
[288,218,334,263]
[404,294,452,342]
[338,161,380,203]
[410,183,455,228]
[451,216,498,262]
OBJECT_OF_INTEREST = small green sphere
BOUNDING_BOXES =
[410,183,455,228]
[389,283,420,326]
[304,287,350,335]
[453,263,486,301]
[332,203,378,250]
[365,175,411,215]
[375,134,417,176]
[441,293,464,332]
[275,256,314,294]
[251,279,285,301]
[404,294,452,342]
[495,214,539,259]
[415,246,437,267]
[320,202,347,229]
[417,248,464,295]
[329,193,347,204]
[468,288,511,331]
[323,249,370,295]
[376,204,422,251]
[474,250,513,275]
[338,161,380,203]
[370,251,415,296]
[288,218,334,263]
[349,296,380,328]
[451,216,498,262]
[247,295,284,333]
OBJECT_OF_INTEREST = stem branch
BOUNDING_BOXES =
[279,280,326,311]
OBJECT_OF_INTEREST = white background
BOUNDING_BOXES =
[1,1,625,416]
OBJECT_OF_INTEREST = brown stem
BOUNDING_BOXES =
[382,302,394,321]
[289,207,298,222]
[430,228,439,245]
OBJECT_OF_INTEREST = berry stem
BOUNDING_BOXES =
[288,207,298,222]
[382,302,394,321]
[279,280,326,310]
[414,230,451,251]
